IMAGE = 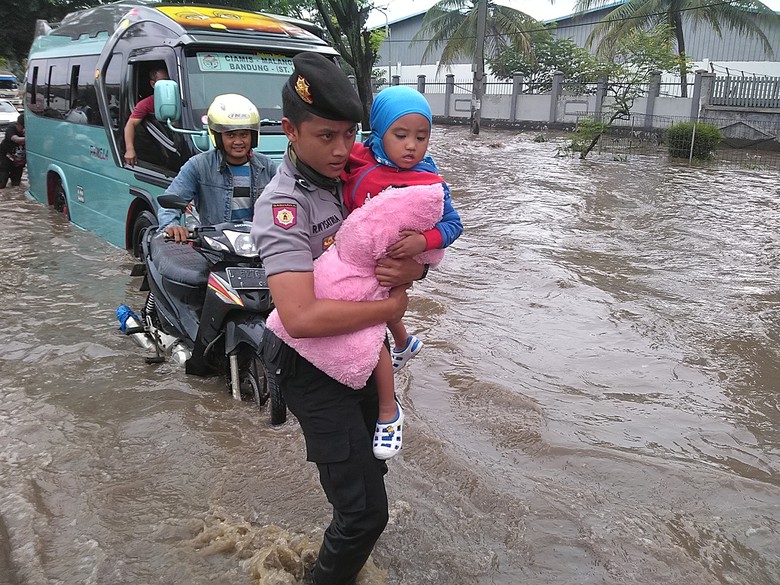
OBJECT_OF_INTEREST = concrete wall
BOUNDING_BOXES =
[378,71,780,149]
[516,95,553,122]
[702,106,780,151]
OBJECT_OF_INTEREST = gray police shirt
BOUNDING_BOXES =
[251,154,346,277]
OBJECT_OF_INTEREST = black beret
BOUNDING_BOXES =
[286,52,363,122]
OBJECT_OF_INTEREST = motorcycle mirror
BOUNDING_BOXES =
[157,194,189,210]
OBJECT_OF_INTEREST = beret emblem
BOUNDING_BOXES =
[295,76,314,104]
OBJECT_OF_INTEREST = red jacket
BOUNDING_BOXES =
[343,142,447,249]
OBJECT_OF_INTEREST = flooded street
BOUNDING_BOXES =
[1,126,779,585]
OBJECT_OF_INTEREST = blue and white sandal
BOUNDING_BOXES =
[391,335,423,370]
[373,403,404,460]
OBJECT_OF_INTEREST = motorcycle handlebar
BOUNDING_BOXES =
[163,231,195,243]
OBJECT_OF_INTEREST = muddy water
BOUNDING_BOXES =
[1,127,778,585]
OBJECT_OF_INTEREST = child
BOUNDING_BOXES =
[343,86,463,459]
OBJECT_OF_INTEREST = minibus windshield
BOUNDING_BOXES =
[186,52,293,129]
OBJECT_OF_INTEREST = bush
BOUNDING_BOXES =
[665,122,722,160]
[569,117,606,153]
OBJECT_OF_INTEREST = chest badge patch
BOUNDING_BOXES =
[322,234,335,251]
[272,203,297,230]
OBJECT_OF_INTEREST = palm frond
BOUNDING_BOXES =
[581,0,779,58]
[415,0,541,71]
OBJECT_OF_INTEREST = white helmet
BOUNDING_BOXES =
[206,93,261,150]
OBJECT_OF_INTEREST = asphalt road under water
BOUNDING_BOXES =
[1,127,779,584]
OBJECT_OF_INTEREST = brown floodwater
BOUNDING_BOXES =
[1,126,778,585]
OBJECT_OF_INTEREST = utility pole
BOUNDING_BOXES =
[471,0,487,135]
[377,6,391,87]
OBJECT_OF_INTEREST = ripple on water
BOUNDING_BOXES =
[2,133,780,584]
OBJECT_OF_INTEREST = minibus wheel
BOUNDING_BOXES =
[53,180,70,220]
[131,210,157,259]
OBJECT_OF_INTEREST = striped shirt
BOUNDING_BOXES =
[229,162,252,222]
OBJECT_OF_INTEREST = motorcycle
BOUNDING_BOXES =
[117,194,286,425]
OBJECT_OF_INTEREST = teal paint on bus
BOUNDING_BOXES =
[24,2,339,252]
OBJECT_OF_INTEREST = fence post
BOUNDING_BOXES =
[595,77,607,121]
[689,69,704,122]
[348,75,357,91]
[392,75,400,86]
[510,72,523,122]
[417,74,426,94]
[550,71,563,124]
[700,71,716,113]
[645,71,660,128]
[445,74,454,118]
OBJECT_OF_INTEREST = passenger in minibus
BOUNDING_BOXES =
[123,64,169,165]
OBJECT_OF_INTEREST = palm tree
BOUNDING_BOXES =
[571,0,780,96]
[413,0,544,74]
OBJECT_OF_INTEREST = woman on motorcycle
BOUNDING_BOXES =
[158,93,277,242]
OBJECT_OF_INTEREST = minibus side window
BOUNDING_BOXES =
[104,54,122,134]
[26,64,44,116]
[45,59,69,119]
[126,58,185,175]
[66,56,102,126]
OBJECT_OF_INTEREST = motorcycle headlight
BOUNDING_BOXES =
[224,230,260,257]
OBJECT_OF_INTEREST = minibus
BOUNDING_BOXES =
[25,1,337,254]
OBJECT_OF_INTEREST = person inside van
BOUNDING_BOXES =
[123,64,169,165]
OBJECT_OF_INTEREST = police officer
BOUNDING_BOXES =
[251,52,426,584]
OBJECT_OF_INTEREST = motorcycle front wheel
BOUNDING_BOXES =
[234,349,287,426]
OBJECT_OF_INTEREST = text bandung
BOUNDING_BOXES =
[227,62,290,73]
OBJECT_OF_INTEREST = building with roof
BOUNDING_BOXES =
[373,1,780,83]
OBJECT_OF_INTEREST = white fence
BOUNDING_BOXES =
[712,76,780,108]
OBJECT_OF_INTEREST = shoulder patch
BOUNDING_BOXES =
[272,203,298,230]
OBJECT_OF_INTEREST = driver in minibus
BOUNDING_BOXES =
[124,64,169,166]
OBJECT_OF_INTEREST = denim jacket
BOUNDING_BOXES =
[157,149,277,230]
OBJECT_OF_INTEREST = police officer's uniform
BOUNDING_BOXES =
[251,52,388,585]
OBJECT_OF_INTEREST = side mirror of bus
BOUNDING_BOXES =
[154,80,180,122]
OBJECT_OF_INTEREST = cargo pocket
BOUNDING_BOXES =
[307,429,366,514]
[261,330,294,380]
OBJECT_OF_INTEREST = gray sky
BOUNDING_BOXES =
[367,0,780,28]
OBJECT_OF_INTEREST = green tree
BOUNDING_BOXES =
[313,0,379,128]
[413,0,544,73]
[569,0,780,96]
[574,24,688,159]
[0,0,101,65]
[487,32,603,92]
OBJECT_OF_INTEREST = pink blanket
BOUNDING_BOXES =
[266,183,445,389]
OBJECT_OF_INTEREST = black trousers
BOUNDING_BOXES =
[266,333,389,585]
[0,158,23,188]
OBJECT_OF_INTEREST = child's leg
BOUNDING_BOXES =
[375,345,398,422]
[387,319,410,350]
[387,319,423,371]
[373,346,404,460]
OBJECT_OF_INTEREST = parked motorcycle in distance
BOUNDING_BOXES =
[117,194,286,425]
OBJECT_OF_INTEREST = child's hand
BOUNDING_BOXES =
[386,231,427,258]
